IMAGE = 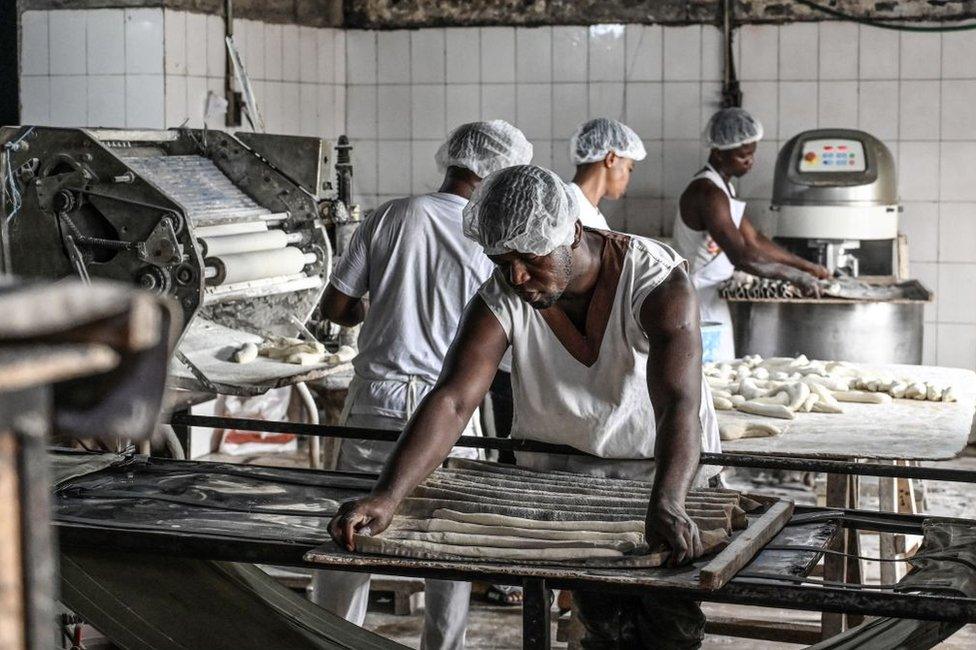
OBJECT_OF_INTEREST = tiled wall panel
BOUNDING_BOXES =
[18,13,976,368]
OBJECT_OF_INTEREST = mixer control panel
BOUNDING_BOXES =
[798,138,866,173]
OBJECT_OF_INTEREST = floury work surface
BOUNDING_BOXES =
[357,455,976,649]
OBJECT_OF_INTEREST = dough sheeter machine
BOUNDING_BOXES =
[0,126,359,397]
[726,128,932,364]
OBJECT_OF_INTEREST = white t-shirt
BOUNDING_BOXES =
[331,192,494,418]
[478,230,721,462]
[569,182,611,230]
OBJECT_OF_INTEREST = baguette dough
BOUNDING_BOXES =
[736,400,796,420]
[720,422,782,441]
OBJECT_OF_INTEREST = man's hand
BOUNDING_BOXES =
[807,263,831,280]
[328,494,397,551]
[783,269,822,298]
[645,499,704,567]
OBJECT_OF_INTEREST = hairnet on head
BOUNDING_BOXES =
[704,107,764,150]
[569,118,647,165]
[462,165,580,256]
[435,120,533,179]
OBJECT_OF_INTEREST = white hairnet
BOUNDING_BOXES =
[435,120,533,179]
[462,165,580,256]
[704,107,764,150]
[569,118,647,164]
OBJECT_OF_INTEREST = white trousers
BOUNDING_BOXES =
[313,411,472,650]
[311,570,471,650]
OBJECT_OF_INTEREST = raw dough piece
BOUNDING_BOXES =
[799,393,819,413]
[738,378,767,401]
[232,342,258,363]
[286,350,327,365]
[713,396,734,410]
[330,345,357,364]
[720,422,782,441]
[736,401,796,420]
[832,390,892,405]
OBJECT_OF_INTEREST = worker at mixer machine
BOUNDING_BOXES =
[566,117,647,230]
[673,107,830,360]
[330,164,722,649]
[313,120,533,649]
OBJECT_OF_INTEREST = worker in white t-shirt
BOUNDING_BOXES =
[566,117,647,230]
[329,165,721,648]
[313,120,533,650]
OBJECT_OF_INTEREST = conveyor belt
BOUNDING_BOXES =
[123,155,271,225]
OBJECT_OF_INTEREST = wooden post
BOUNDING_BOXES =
[878,462,900,585]
[821,471,849,638]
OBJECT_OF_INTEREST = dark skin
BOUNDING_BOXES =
[321,166,483,326]
[329,222,706,566]
[679,143,830,295]
[571,150,637,207]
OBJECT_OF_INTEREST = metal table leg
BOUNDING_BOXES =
[522,578,550,649]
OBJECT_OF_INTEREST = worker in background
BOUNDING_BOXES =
[330,165,722,649]
[314,120,533,649]
[567,117,647,230]
[674,107,830,361]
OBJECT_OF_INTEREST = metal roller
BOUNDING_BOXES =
[199,230,303,257]
[205,247,317,286]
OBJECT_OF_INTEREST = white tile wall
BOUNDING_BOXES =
[900,32,941,80]
[739,24,778,81]
[377,30,410,83]
[899,80,941,140]
[16,13,976,369]
[412,29,446,83]
[481,27,515,83]
[516,27,550,83]
[663,25,700,81]
[20,11,48,76]
[552,26,587,82]
[818,22,858,80]
[445,28,478,83]
[126,9,164,75]
[21,8,167,128]
[588,24,625,81]
[779,22,818,81]
[859,25,899,79]
[625,25,662,81]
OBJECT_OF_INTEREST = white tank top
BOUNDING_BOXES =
[672,163,745,290]
[478,230,721,461]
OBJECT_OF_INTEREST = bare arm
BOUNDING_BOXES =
[640,266,705,565]
[328,296,509,550]
[740,218,830,279]
[679,181,827,292]
[321,284,368,327]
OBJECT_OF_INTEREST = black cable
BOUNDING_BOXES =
[763,544,976,572]
[794,0,976,32]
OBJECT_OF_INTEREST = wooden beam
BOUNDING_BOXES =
[699,500,794,591]
[705,616,821,645]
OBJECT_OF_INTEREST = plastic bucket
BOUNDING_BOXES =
[700,321,724,363]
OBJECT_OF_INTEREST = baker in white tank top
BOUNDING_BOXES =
[330,165,721,648]
[673,108,830,361]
